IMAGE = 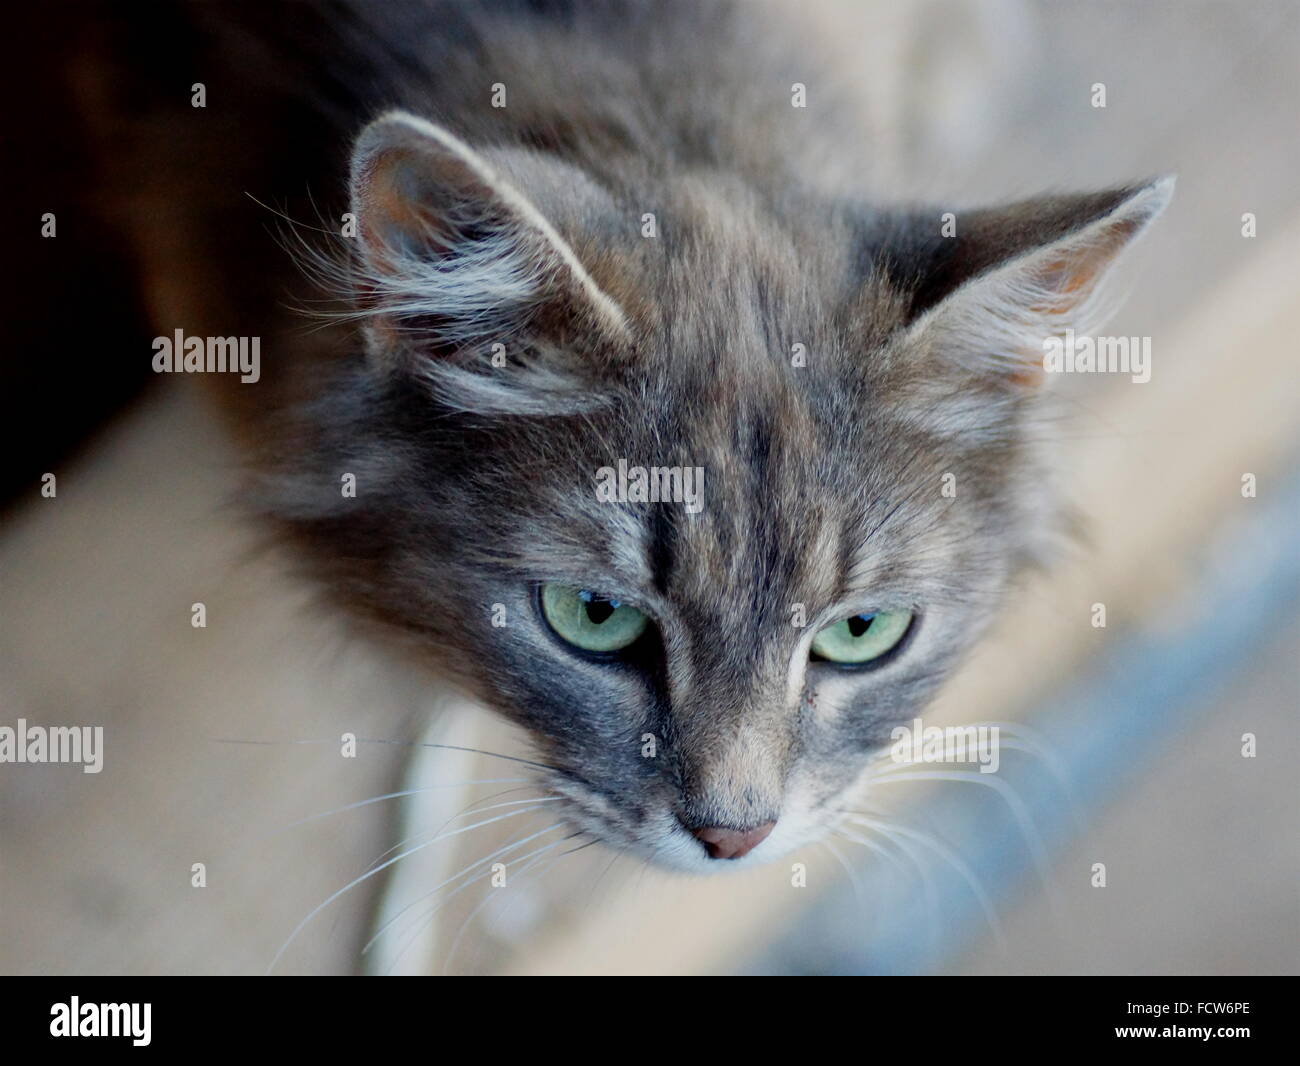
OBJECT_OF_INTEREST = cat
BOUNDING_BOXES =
[85,0,1171,874]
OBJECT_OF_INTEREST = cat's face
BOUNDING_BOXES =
[269,113,1168,872]
[421,374,1017,872]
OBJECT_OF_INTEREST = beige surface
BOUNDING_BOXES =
[0,383,425,974]
[953,616,1300,976]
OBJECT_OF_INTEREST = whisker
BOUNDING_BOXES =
[364,795,560,873]
[384,832,575,975]
[212,736,557,772]
[870,728,1072,807]
[482,845,583,952]
[634,847,662,896]
[820,838,868,914]
[267,804,549,974]
[969,721,1085,828]
[439,835,579,975]
[830,826,906,885]
[364,820,569,955]
[862,768,1055,894]
[584,851,622,911]
[830,823,926,946]
[847,813,1006,950]
[841,818,941,951]
[278,779,534,834]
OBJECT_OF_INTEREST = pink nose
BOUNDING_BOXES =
[691,821,776,860]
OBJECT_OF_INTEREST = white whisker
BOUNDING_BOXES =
[844,817,941,951]
[364,820,568,955]
[848,813,1006,951]
[862,767,1054,894]
[278,779,534,833]
[820,838,868,913]
[266,804,551,974]
[364,795,560,872]
[439,836,577,975]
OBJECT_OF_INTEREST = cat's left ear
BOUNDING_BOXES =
[905,177,1174,387]
[346,110,630,407]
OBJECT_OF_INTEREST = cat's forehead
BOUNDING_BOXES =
[573,177,912,376]
[525,367,945,621]
[508,177,949,607]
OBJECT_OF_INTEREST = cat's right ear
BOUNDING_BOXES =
[347,111,630,408]
[903,177,1174,389]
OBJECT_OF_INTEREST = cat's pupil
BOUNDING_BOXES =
[847,614,876,638]
[584,598,616,624]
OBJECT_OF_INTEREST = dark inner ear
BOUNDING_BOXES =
[891,186,1151,322]
[362,150,511,262]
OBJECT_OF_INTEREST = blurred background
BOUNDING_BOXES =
[2,0,1297,975]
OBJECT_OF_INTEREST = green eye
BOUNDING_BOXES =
[810,610,913,665]
[540,584,649,653]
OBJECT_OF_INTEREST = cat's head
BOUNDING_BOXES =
[270,112,1170,872]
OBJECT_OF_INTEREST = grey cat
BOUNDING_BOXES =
[132,0,1172,872]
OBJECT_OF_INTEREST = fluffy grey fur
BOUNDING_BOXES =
[229,0,1171,871]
